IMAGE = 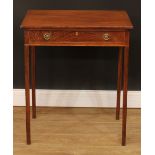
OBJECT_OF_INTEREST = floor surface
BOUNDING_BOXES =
[14,107,141,155]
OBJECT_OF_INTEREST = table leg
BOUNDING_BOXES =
[24,45,31,144]
[122,47,129,146]
[116,47,123,120]
[31,46,36,119]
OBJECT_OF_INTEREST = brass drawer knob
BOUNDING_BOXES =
[103,33,111,41]
[43,33,51,40]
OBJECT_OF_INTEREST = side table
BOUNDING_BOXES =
[20,10,133,145]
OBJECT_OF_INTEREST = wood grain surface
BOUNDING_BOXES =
[14,107,140,155]
[20,10,133,29]
[28,31,126,42]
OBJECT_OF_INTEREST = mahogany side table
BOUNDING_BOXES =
[20,10,133,146]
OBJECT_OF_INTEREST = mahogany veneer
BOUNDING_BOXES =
[20,10,133,146]
[25,30,127,46]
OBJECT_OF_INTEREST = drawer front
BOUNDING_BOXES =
[27,30,126,45]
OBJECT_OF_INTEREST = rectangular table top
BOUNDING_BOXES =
[21,10,133,30]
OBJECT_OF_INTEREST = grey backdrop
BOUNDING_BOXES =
[13,0,141,90]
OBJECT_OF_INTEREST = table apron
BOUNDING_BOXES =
[24,30,129,47]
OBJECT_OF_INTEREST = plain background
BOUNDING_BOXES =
[13,0,141,90]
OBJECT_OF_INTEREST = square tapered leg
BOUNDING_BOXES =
[116,47,123,120]
[122,46,129,146]
[24,45,31,144]
[31,46,36,119]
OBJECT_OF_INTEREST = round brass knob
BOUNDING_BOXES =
[43,33,51,40]
[103,33,111,41]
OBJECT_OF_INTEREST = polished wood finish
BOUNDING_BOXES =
[28,31,126,42]
[116,47,123,120]
[122,46,129,146]
[24,46,31,144]
[21,10,133,29]
[31,46,36,119]
[21,10,133,145]
[26,30,127,46]
[14,107,141,155]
